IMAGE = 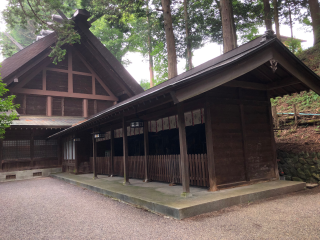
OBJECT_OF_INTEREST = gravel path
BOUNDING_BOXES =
[0,177,320,240]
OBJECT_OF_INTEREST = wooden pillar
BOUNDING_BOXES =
[110,129,114,177]
[293,104,298,125]
[74,136,79,174]
[30,129,34,169]
[177,103,190,196]
[92,132,97,179]
[47,96,52,117]
[204,95,217,191]
[123,118,130,184]
[268,93,279,179]
[143,121,149,182]
[83,99,88,118]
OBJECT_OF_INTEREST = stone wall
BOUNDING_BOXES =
[277,150,320,183]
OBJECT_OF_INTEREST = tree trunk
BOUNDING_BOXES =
[147,2,154,87]
[161,0,178,79]
[263,0,273,30]
[273,0,280,39]
[220,0,237,53]
[288,3,293,38]
[309,0,320,45]
[184,0,192,70]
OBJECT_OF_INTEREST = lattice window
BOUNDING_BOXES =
[3,140,30,160]
[34,140,58,158]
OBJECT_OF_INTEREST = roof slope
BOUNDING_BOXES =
[48,31,320,138]
[0,33,56,80]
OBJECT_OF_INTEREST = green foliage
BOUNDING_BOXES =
[139,79,150,90]
[271,91,320,113]
[2,0,80,63]
[0,65,19,139]
[284,37,302,55]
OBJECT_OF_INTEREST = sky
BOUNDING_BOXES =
[0,0,314,84]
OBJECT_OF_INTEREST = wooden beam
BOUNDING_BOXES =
[223,80,267,91]
[10,88,118,101]
[110,129,114,177]
[268,94,279,179]
[204,94,217,191]
[267,78,300,90]
[47,96,52,116]
[83,99,88,118]
[73,49,118,100]
[177,103,190,195]
[42,70,46,91]
[174,48,274,102]
[123,118,130,184]
[45,67,93,76]
[272,49,320,95]
[12,57,52,89]
[143,121,149,182]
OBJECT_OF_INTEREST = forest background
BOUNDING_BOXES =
[0,0,318,90]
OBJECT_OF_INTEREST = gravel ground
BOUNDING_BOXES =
[1,178,320,240]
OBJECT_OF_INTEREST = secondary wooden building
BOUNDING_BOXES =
[48,18,320,193]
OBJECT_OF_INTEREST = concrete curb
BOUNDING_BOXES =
[50,174,306,220]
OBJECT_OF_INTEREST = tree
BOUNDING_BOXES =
[0,66,19,139]
[308,0,320,45]
[160,0,178,79]
[184,0,192,70]
[273,0,281,38]
[220,0,237,53]
[263,0,273,30]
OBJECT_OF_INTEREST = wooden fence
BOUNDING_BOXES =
[89,154,208,187]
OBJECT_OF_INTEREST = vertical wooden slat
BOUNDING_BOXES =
[47,96,52,117]
[177,103,190,194]
[204,94,217,191]
[68,49,73,93]
[240,103,250,181]
[83,99,88,118]
[123,118,129,184]
[110,129,114,177]
[30,130,34,169]
[92,132,97,179]
[61,97,65,116]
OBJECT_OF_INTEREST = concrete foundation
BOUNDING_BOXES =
[0,168,62,182]
[51,173,306,220]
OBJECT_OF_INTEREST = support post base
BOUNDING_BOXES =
[123,181,130,186]
[181,192,192,198]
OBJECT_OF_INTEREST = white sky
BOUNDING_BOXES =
[0,0,314,83]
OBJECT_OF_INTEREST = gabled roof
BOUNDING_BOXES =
[48,31,320,139]
[1,33,56,80]
[0,10,143,96]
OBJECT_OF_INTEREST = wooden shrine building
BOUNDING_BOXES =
[0,10,143,176]
[2,10,320,194]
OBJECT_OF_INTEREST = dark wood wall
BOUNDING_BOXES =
[208,87,275,185]
[0,128,61,172]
